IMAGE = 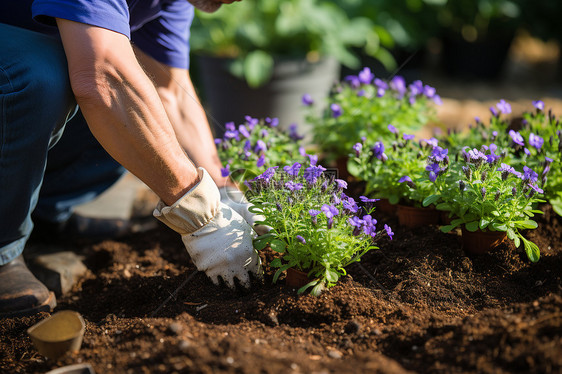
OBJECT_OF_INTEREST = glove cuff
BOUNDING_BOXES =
[153,167,220,234]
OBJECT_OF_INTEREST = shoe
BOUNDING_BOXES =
[0,255,56,318]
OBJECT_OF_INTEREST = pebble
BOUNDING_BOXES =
[168,322,183,335]
[327,349,343,359]
[344,320,361,334]
[178,339,192,352]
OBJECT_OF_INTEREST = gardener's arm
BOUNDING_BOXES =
[56,19,198,205]
[133,48,234,189]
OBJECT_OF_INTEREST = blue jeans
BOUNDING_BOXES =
[0,24,125,265]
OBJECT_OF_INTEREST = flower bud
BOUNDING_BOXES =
[501,171,509,181]
[495,190,501,201]
[276,203,283,212]
[480,170,487,182]
[459,180,466,194]
[512,187,517,196]
[462,166,472,180]
[481,187,486,199]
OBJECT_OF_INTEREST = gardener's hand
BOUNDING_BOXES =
[219,186,272,236]
[153,168,262,288]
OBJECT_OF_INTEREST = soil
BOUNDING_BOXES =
[1,203,562,374]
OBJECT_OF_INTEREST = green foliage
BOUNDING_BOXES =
[305,69,441,162]
[190,0,394,87]
[248,162,390,295]
[215,116,307,187]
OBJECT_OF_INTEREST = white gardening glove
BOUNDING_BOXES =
[219,186,272,236]
[153,168,262,288]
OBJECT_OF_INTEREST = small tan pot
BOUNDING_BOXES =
[461,228,507,255]
[285,268,311,288]
[396,205,440,228]
[27,310,85,360]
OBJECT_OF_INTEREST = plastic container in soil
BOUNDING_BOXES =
[396,205,440,228]
[27,310,85,360]
[285,267,311,288]
[461,227,507,255]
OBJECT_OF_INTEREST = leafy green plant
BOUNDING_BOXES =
[190,0,394,87]
[216,116,307,185]
[436,145,545,262]
[247,161,393,295]
[347,125,448,207]
[305,68,441,161]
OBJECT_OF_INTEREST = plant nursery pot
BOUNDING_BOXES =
[461,228,507,255]
[396,205,440,228]
[440,210,453,226]
[27,310,85,360]
[195,55,340,143]
[285,267,311,288]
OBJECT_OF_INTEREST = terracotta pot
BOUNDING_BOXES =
[285,267,311,288]
[375,198,397,216]
[461,228,507,255]
[396,205,440,228]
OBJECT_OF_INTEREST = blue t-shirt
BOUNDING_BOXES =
[0,0,193,69]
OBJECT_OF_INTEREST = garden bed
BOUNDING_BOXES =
[1,204,561,373]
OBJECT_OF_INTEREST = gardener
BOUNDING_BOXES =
[0,0,262,318]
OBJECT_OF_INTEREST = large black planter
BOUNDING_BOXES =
[194,55,340,140]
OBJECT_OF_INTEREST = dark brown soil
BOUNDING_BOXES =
[1,204,561,374]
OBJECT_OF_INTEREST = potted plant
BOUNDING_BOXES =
[215,115,310,186]
[247,161,393,295]
[347,125,448,226]
[304,68,442,165]
[437,144,545,261]
[189,0,393,131]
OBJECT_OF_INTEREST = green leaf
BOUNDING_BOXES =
[253,237,270,251]
[440,225,455,233]
[465,221,479,232]
[325,269,339,283]
[270,239,286,253]
[506,228,516,240]
[422,194,440,207]
[479,218,490,230]
[243,50,274,87]
[521,236,540,262]
[515,220,538,229]
[269,258,282,268]
[388,195,399,205]
[491,223,508,231]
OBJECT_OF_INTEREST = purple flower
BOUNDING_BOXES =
[260,129,268,138]
[358,67,374,85]
[424,137,439,148]
[254,139,267,154]
[522,166,538,183]
[433,95,443,105]
[357,89,366,97]
[302,94,314,106]
[214,138,222,145]
[361,215,378,237]
[289,123,304,141]
[243,140,252,152]
[359,196,379,203]
[490,106,498,117]
[353,142,363,157]
[376,87,386,97]
[524,147,531,156]
[409,80,424,96]
[225,122,236,132]
[254,166,278,183]
[244,116,259,129]
[387,124,397,134]
[509,130,525,146]
[285,181,303,191]
[372,142,385,159]
[331,103,342,118]
[390,76,406,96]
[283,162,302,177]
[348,216,363,236]
[335,179,348,190]
[306,154,318,166]
[264,117,279,127]
[533,100,545,111]
[345,75,361,88]
[296,235,306,244]
[431,146,448,162]
[408,96,416,105]
[403,134,415,141]
[304,165,327,184]
[239,125,250,138]
[256,154,266,167]
[423,85,436,98]
[309,209,321,218]
[224,129,240,141]
[384,224,394,240]
[529,133,544,149]
[528,183,544,194]
[220,164,230,177]
[399,175,412,183]
[426,163,441,182]
[496,99,512,114]
[321,204,339,219]
[374,78,388,90]
[467,148,486,162]
[342,197,359,214]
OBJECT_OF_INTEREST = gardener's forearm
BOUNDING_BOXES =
[56,19,198,205]
[134,49,235,189]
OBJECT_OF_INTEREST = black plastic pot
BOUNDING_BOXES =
[194,55,340,140]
